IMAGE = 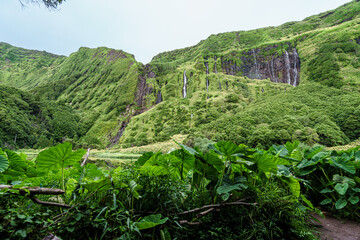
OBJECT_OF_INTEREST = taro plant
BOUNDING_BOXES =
[36,142,86,191]
[271,141,360,220]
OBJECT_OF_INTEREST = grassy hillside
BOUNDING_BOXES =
[0,42,65,89]
[0,0,360,149]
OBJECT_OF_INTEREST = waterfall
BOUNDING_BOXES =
[204,62,209,75]
[219,80,222,91]
[206,77,209,91]
[284,50,291,85]
[292,48,299,87]
[214,55,218,73]
[183,70,187,98]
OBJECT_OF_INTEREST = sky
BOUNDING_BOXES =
[0,0,352,63]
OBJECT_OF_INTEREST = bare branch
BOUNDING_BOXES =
[177,199,257,225]
[30,196,71,208]
[177,199,256,216]
[1,185,70,208]
[0,185,65,195]
[81,148,91,167]
[19,0,65,9]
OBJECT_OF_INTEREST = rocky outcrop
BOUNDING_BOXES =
[134,64,155,108]
[156,90,163,104]
[221,45,301,86]
[107,118,129,148]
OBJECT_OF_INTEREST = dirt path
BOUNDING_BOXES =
[312,214,360,240]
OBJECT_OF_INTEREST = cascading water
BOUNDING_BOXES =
[183,70,187,98]
[292,48,299,87]
[252,49,261,79]
[284,50,291,85]
[206,78,209,91]
[204,62,209,75]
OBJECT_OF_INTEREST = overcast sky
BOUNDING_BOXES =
[0,0,352,63]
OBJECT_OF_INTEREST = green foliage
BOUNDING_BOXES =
[1,140,335,239]
[36,142,86,190]
[0,85,83,149]
[0,150,9,173]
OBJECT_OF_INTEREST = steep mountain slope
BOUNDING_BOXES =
[0,0,360,149]
[0,42,65,89]
[118,0,360,148]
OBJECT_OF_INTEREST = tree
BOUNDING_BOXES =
[20,0,65,9]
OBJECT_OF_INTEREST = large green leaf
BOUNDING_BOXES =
[82,178,112,192]
[5,149,27,172]
[177,142,198,155]
[204,153,224,172]
[332,174,356,187]
[304,146,325,159]
[135,152,154,167]
[284,141,300,154]
[255,153,277,175]
[214,141,242,157]
[140,165,168,176]
[334,183,349,195]
[290,148,303,161]
[171,149,196,171]
[270,145,289,157]
[281,176,300,197]
[330,157,356,174]
[36,142,86,171]
[136,214,168,230]
[335,198,347,210]
[348,196,359,205]
[217,182,247,201]
[0,155,9,173]
[320,198,332,205]
[355,150,360,161]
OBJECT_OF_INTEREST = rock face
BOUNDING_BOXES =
[134,64,155,108]
[221,45,301,86]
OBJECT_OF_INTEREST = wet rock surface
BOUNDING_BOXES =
[221,44,301,86]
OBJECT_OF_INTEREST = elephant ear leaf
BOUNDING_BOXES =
[0,151,9,173]
[36,142,86,171]
[136,214,168,230]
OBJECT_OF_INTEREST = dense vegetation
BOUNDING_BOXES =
[1,1,360,239]
[0,141,359,239]
[121,82,360,149]
[1,1,360,149]
[0,86,83,149]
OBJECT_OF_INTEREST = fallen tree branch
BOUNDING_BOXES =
[179,220,201,225]
[0,185,69,208]
[196,207,215,218]
[177,199,257,226]
[0,185,65,195]
[81,148,91,167]
[177,199,256,216]
[30,196,71,208]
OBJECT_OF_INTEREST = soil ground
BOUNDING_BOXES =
[312,213,360,240]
